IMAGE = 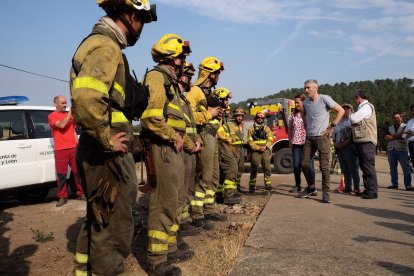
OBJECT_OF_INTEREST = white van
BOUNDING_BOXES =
[0,104,73,203]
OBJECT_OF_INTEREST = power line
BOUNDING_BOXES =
[0,63,69,83]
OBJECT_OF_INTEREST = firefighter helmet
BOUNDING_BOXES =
[256,110,266,119]
[151,34,191,63]
[97,0,150,10]
[97,0,157,23]
[199,56,224,73]
[233,107,245,116]
[183,62,195,76]
[214,87,232,99]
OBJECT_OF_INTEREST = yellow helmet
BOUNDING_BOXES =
[199,56,224,73]
[97,0,157,22]
[151,34,191,63]
[214,87,232,99]
[183,62,195,76]
[233,107,245,116]
[256,110,266,119]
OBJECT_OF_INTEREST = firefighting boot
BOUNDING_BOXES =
[179,221,204,237]
[249,185,256,194]
[191,218,215,230]
[223,189,242,205]
[215,192,224,204]
[265,184,272,191]
[149,262,182,276]
[167,248,195,263]
[237,184,243,193]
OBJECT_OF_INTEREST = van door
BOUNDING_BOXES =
[29,110,56,183]
[0,110,38,189]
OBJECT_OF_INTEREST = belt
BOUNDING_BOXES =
[307,135,322,139]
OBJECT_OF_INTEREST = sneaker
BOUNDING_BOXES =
[289,186,301,193]
[77,195,86,201]
[148,261,182,276]
[351,189,361,196]
[298,187,317,198]
[321,191,331,203]
[56,198,67,207]
[191,218,214,230]
[387,185,398,189]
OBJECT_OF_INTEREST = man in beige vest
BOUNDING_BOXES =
[350,90,379,199]
[384,112,412,191]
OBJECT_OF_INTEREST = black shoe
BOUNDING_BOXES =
[361,193,378,199]
[179,222,204,237]
[191,218,214,230]
[387,185,398,189]
[289,186,302,193]
[249,185,256,194]
[405,187,413,191]
[298,187,317,198]
[204,213,227,221]
[265,184,273,191]
[149,262,182,276]
[321,191,331,203]
[167,248,194,263]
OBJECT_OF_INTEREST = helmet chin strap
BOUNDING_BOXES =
[119,14,140,46]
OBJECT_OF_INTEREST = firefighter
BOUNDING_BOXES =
[186,56,225,229]
[229,107,246,192]
[248,110,274,193]
[70,1,156,275]
[140,33,194,275]
[177,62,203,236]
[215,88,242,205]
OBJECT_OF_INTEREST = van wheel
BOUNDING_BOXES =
[14,188,50,204]
[273,148,293,174]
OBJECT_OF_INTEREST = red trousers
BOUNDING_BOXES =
[55,148,83,199]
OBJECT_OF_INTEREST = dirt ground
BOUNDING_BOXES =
[0,154,392,276]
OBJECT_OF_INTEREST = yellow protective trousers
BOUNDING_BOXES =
[74,147,137,276]
[191,132,219,219]
[181,151,196,222]
[249,149,272,186]
[147,144,185,266]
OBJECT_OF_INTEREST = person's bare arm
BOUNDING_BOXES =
[55,109,72,129]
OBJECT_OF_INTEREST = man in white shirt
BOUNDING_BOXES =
[350,90,379,199]
[404,104,414,171]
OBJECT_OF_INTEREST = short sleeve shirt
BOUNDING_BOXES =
[303,94,337,136]
[48,111,78,151]
[288,112,306,145]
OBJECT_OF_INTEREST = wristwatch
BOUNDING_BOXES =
[330,122,337,128]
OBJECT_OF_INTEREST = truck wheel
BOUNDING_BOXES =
[14,188,50,204]
[273,148,293,174]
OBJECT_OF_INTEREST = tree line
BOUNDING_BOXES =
[233,78,414,149]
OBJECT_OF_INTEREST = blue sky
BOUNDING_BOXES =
[1,0,413,106]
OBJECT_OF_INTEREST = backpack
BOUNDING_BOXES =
[121,54,149,121]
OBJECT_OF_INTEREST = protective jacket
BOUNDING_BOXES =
[248,124,274,151]
[140,65,193,149]
[228,121,244,147]
[70,22,132,151]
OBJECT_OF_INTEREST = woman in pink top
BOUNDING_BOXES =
[288,93,315,193]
